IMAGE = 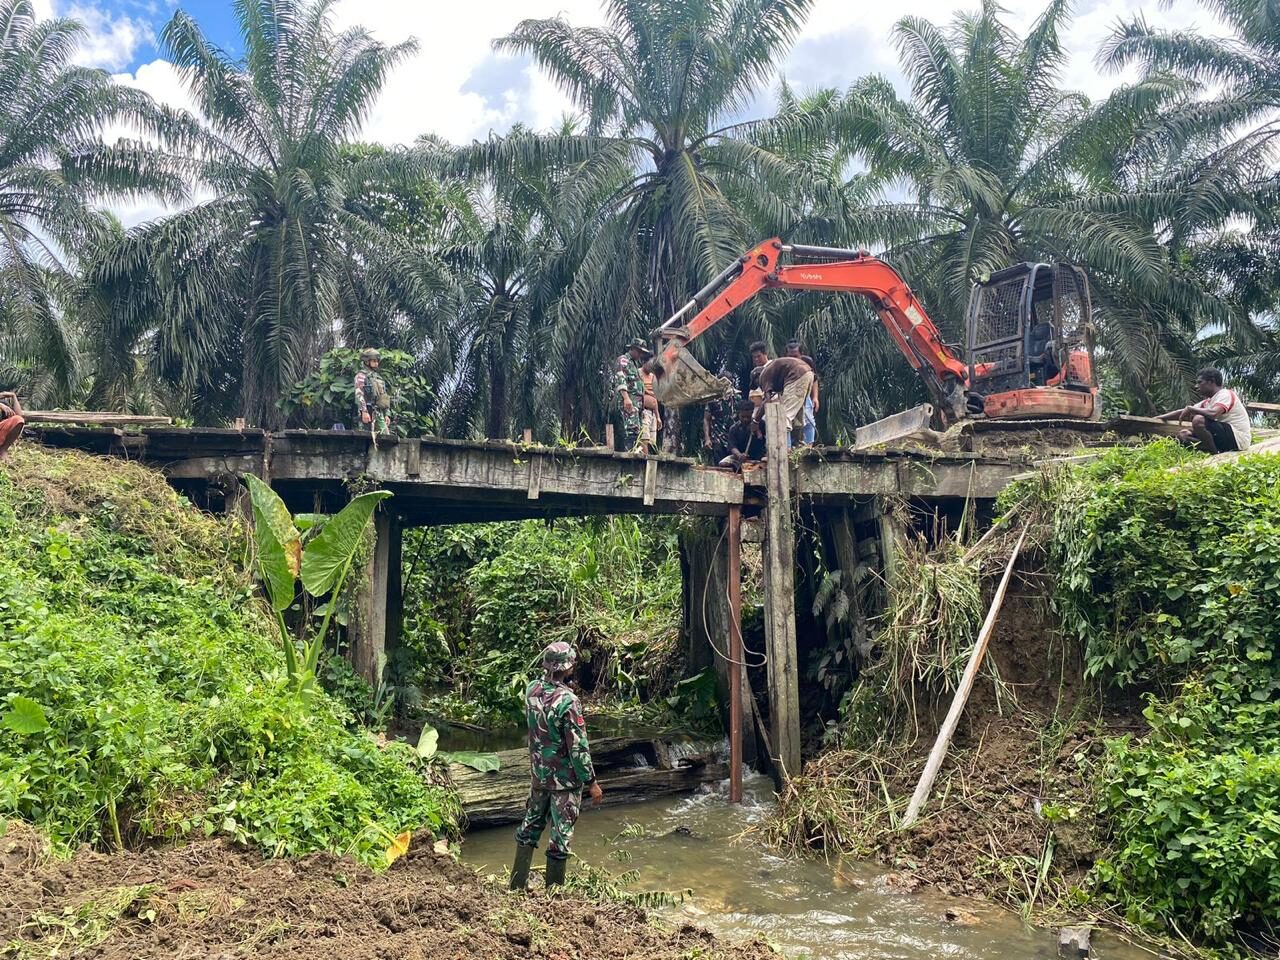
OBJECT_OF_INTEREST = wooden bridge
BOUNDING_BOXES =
[31,416,1046,795]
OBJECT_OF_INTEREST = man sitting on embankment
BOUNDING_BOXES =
[1158,367,1252,455]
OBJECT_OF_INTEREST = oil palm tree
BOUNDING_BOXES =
[0,0,185,404]
[447,0,818,435]
[822,0,1259,414]
[1099,0,1280,404]
[92,0,446,426]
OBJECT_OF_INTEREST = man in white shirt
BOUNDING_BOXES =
[1158,367,1252,454]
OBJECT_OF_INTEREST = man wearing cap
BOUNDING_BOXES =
[509,642,603,890]
[612,338,651,450]
[354,348,392,435]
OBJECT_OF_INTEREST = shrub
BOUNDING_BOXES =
[0,446,457,864]
[1010,441,1280,946]
[400,517,683,724]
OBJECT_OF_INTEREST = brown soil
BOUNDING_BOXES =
[1,825,771,960]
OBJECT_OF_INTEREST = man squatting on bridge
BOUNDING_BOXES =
[354,348,392,435]
[509,642,604,890]
[1157,367,1252,455]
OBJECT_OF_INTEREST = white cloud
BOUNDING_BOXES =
[327,0,603,146]
[32,0,153,70]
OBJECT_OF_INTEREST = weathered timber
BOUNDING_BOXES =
[901,527,1028,827]
[853,404,936,449]
[762,402,801,779]
[24,410,173,426]
[726,505,745,802]
[792,451,1027,500]
[352,510,401,684]
[449,735,728,828]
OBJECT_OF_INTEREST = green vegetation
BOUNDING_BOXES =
[397,517,684,726]
[772,442,1280,954]
[0,446,457,864]
[244,473,389,689]
[1016,442,1280,946]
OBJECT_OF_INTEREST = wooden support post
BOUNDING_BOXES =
[727,504,744,803]
[522,428,533,444]
[353,509,401,685]
[605,423,615,449]
[901,527,1027,827]
[762,401,801,780]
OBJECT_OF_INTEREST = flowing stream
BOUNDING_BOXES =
[461,774,1151,960]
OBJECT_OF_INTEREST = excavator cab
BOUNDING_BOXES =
[965,262,1099,420]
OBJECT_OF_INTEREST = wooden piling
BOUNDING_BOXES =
[353,508,401,685]
[762,402,801,779]
[727,504,744,803]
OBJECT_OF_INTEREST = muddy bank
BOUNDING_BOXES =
[0,823,770,959]
[769,569,1144,910]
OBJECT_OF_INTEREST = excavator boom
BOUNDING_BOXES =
[652,238,969,420]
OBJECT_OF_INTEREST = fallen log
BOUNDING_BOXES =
[449,734,728,828]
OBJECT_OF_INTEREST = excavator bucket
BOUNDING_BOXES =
[652,346,731,408]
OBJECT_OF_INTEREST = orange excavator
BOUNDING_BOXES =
[650,238,1098,428]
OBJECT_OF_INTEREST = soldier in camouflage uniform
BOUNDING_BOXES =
[509,642,603,890]
[612,338,650,450]
[354,348,392,435]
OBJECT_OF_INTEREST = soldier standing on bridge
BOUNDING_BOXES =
[354,348,392,435]
[612,338,650,450]
[509,642,603,890]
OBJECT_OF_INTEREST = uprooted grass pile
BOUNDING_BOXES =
[0,445,456,865]
[768,441,1280,955]
[1,821,770,960]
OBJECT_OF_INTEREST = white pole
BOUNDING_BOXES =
[900,526,1028,828]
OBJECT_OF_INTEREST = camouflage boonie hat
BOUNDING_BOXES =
[626,337,653,355]
[543,641,577,673]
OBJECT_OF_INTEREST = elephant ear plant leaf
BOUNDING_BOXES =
[300,490,393,675]
[244,475,392,689]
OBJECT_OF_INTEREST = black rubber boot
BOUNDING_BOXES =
[544,854,568,888]
[509,844,535,891]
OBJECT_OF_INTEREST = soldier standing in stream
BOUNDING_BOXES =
[354,348,392,435]
[509,642,603,890]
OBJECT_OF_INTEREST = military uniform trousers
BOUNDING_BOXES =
[514,786,582,859]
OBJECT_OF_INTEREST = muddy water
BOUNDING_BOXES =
[462,775,1149,960]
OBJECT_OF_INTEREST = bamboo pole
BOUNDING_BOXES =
[900,526,1028,828]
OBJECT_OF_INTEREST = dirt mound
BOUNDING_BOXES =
[1,823,769,959]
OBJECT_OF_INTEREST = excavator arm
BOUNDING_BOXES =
[651,238,969,421]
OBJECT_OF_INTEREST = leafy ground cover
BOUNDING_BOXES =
[0,446,456,866]
[768,441,1280,956]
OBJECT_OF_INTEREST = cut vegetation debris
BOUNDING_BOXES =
[769,441,1280,956]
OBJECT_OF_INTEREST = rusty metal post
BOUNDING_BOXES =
[727,504,744,803]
